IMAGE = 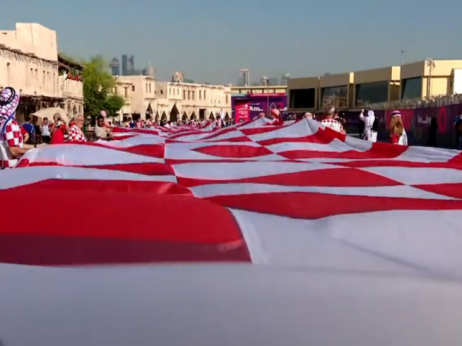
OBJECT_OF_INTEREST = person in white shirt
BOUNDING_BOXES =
[359,108,377,142]
[40,117,51,144]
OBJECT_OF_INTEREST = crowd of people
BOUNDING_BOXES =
[114,116,236,129]
[0,85,414,170]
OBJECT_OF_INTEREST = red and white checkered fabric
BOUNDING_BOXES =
[0,119,24,169]
[68,125,87,143]
[1,117,462,346]
[320,118,345,134]
[1,117,462,277]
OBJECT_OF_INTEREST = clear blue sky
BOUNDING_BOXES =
[1,0,461,84]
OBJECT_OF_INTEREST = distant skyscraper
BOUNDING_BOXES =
[109,57,120,76]
[121,55,128,75]
[239,69,250,86]
[127,55,134,73]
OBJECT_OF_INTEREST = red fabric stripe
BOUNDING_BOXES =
[192,145,273,158]
[279,143,408,160]
[177,168,403,187]
[0,183,245,244]
[17,161,174,176]
[0,235,250,265]
[205,192,462,219]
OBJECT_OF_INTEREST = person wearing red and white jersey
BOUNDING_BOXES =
[270,109,284,126]
[68,114,87,143]
[320,105,345,134]
[0,87,36,169]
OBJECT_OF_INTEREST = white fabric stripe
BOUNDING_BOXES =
[165,145,283,161]
[96,136,166,148]
[231,208,462,278]
[361,167,462,185]
[191,183,455,200]
[2,264,461,346]
[173,161,338,179]
[248,119,310,141]
[394,146,460,162]
[0,166,176,190]
[20,145,164,165]
[267,138,365,153]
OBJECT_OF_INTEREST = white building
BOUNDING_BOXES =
[114,74,232,121]
[0,23,83,121]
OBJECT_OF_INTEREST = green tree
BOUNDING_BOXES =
[82,56,125,117]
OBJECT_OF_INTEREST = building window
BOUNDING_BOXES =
[401,77,422,99]
[132,85,135,91]
[192,91,195,100]
[188,90,190,99]
[183,90,186,99]
[226,95,228,104]
[124,87,128,97]
[290,89,315,109]
[355,81,389,107]
[169,88,171,94]
[320,86,348,108]
[204,90,206,99]
[199,90,202,99]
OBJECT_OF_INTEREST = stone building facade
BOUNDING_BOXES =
[0,23,83,122]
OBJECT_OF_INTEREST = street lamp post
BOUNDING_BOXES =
[263,77,270,116]
[425,58,435,99]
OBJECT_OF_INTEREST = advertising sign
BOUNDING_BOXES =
[232,93,287,121]
[235,102,250,122]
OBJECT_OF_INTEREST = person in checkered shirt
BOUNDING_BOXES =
[0,87,37,169]
[319,105,346,135]
[68,114,87,143]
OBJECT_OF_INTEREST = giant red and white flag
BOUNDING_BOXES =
[1,117,462,346]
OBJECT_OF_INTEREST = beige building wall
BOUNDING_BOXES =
[0,23,60,98]
[118,77,231,121]
[0,23,84,118]
[116,75,155,118]
[231,85,287,95]
[352,66,401,106]
[400,60,462,98]
[319,72,354,88]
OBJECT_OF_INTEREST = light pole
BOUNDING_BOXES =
[263,77,270,116]
[425,58,435,99]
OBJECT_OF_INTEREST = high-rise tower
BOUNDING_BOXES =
[109,57,120,76]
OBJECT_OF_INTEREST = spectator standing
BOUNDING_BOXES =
[95,115,112,140]
[68,114,87,143]
[22,114,36,144]
[40,117,51,144]
[0,87,36,169]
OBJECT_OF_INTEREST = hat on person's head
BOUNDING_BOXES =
[390,110,401,117]
[0,87,20,119]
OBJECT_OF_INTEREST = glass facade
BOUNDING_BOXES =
[320,86,348,108]
[401,77,422,99]
[289,88,315,109]
[355,81,389,106]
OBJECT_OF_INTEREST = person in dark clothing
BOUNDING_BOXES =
[427,116,438,147]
